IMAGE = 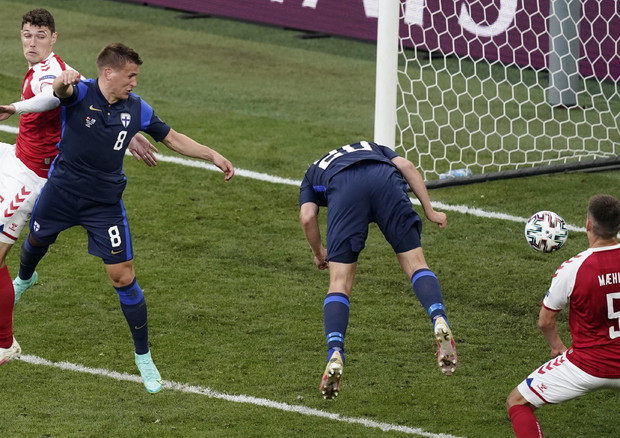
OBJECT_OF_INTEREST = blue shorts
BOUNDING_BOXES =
[30,181,134,264]
[325,162,422,263]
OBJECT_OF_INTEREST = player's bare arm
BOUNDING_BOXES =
[161,128,234,181]
[392,156,447,228]
[299,202,328,270]
[538,306,567,358]
[52,70,81,98]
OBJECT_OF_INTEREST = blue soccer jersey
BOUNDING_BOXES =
[50,79,171,204]
[299,141,400,207]
[299,141,421,262]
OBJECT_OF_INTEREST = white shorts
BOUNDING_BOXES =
[517,352,620,408]
[0,142,46,244]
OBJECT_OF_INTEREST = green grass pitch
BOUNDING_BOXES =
[0,1,618,437]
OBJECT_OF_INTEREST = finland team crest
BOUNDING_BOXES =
[120,113,131,128]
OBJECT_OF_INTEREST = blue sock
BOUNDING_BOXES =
[18,236,49,280]
[411,269,447,323]
[116,278,149,355]
[323,292,349,363]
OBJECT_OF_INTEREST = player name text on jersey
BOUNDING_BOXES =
[599,272,620,287]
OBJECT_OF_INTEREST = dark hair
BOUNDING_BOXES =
[22,8,55,34]
[96,43,143,71]
[588,194,620,239]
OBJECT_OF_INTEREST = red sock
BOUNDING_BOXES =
[0,266,15,348]
[509,405,543,438]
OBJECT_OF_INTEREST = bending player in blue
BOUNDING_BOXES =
[14,43,234,393]
[299,141,458,399]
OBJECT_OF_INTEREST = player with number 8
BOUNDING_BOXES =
[0,9,159,372]
[13,42,234,393]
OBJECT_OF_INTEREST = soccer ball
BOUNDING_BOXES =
[524,211,568,253]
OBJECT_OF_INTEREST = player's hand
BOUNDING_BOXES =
[53,70,81,98]
[213,153,235,182]
[427,210,447,228]
[550,345,567,358]
[314,246,328,270]
[58,70,81,86]
[128,134,159,167]
[0,104,16,121]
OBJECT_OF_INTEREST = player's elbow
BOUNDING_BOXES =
[537,308,559,332]
[401,159,415,172]
[299,211,314,227]
[299,203,318,226]
[393,156,416,175]
[537,318,555,333]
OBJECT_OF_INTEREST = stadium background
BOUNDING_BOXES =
[119,0,619,80]
[0,1,618,437]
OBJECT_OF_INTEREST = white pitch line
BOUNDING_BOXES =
[3,122,584,436]
[144,152,587,233]
[0,124,19,134]
[0,122,587,233]
[18,354,464,438]
[149,153,303,187]
[427,200,587,233]
[4,122,464,436]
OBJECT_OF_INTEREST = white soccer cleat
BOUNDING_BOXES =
[319,350,343,399]
[0,337,22,367]
[434,316,458,376]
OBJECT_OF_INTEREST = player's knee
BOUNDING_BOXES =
[506,387,524,409]
[0,243,10,268]
[27,234,46,247]
[106,261,135,288]
[111,273,134,289]
[328,270,355,296]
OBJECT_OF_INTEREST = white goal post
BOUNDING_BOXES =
[375,0,620,186]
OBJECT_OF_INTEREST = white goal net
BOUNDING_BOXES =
[379,1,620,183]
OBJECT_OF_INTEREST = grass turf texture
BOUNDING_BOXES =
[0,1,619,437]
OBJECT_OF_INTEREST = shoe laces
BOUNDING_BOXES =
[136,358,159,378]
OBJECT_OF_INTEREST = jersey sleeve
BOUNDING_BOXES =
[299,170,326,207]
[37,74,56,92]
[56,81,87,107]
[12,87,60,114]
[376,144,401,160]
[543,259,578,311]
[139,100,171,142]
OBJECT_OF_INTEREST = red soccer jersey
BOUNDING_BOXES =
[543,243,620,378]
[15,53,74,178]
